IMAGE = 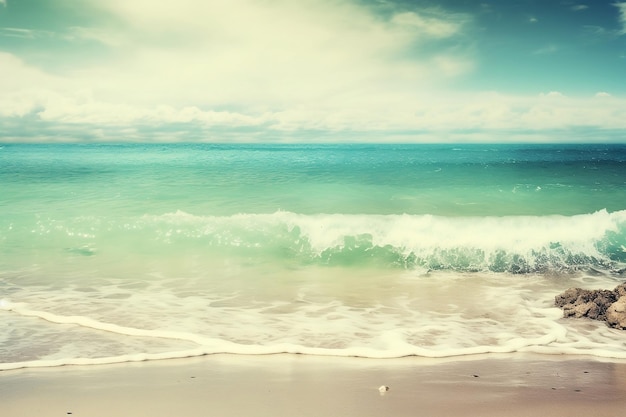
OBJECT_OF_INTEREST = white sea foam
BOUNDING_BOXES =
[20,209,626,273]
[2,266,626,371]
[284,210,618,254]
[138,209,626,272]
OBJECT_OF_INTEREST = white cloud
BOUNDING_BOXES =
[616,2,626,34]
[64,26,125,46]
[390,11,461,37]
[246,90,626,136]
[2,0,626,143]
[0,52,73,99]
[3,48,626,141]
[532,44,558,55]
[1,28,38,38]
[571,5,589,12]
[5,79,626,140]
[543,91,565,97]
[0,84,273,128]
[0,0,474,136]
[402,92,626,132]
[67,0,472,108]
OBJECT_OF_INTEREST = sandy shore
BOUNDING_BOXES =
[2,353,626,417]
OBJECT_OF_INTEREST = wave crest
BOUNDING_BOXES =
[141,209,626,273]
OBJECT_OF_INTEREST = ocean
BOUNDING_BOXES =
[1,143,625,370]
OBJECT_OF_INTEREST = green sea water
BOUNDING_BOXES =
[3,143,625,217]
[1,143,626,368]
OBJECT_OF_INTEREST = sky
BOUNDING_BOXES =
[1,0,625,143]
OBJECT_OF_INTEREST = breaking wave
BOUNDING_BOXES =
[139,209,626,273]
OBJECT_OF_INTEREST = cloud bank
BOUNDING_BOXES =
[0,0,624,143]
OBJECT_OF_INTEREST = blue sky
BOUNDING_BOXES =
[1,0,625,143]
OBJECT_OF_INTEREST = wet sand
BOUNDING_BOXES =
[2,353,626,417]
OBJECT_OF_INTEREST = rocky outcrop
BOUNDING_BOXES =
[555,283,626,329]
[606,296,626,330]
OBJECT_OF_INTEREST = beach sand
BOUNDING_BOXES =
[2,353,626,417]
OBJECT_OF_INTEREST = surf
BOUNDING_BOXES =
[134,209,626,273]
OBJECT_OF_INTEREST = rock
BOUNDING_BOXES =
[555,288,587,308]
[555,284,625,327]
[563,301,598,319]
[615,283,626,298]
[590,290,616,320]
[606,296,626,330]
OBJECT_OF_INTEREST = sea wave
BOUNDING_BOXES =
[139,209,626,273]
[9,209,626,273]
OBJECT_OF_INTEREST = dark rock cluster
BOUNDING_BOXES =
[555,283,626,329]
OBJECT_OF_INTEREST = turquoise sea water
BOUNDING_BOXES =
[1,143,626,369]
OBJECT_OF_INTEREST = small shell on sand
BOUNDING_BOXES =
[378,385,389,393]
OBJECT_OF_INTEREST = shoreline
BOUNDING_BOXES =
[3,353,626,417]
